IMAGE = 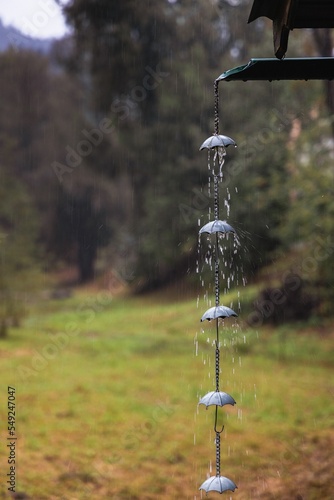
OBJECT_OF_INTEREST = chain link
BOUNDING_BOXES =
[214,173,219,221]
[215,340,220,392]
[215,258,220,307]
[214,79,219,136]
[200,79,235,486]
[215,431,221,476]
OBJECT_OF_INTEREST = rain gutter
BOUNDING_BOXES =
[217,57,334,82]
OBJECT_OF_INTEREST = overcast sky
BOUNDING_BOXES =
[0,0,69,39]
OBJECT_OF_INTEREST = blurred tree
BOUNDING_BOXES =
[312,29,334,135]
[254,29,334,307]
[0,168,41,337]
[276,109,334,307]
[51,174,118,283]
[0,48,119,283]
[63,0,285,289]
[61,0,332,293]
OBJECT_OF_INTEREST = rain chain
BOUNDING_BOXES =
[198,79,238,495]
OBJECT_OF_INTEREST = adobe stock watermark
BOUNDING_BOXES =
[247,272,301,328]
[247,234,334,327]
[6,0,58,47]
[109,65,169,120]
[51,64,169,183]
[179,108,295,224]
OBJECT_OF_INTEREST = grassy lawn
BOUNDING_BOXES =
[0,287,333,499]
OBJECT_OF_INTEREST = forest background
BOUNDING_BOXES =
[0,2,333,498]
[1,0,334,333]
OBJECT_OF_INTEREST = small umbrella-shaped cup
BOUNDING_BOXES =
[199,475,237,493]
[199,391,236,408]
[201,306,237,322]
[199,220,236,235]
[199,134,237,150]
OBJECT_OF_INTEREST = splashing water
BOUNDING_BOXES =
[198,228,246,312]
[195,79,251,496]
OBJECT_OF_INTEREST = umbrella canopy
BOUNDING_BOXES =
[199,475,237,493]
[199,220,236,235]
[199,391,236,408]
[201,306,237,322]
[199,134,236,150]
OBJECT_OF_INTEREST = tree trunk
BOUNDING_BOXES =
[0,321,7,338]
[78,241,97,283]
[312,29,334,136]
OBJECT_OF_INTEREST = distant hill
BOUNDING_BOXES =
[0,18,54,53]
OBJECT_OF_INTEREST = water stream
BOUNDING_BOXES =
[196,79,243,495]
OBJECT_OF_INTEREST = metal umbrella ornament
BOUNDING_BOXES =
[198,79,238,495]
[201,306,237,322]
[200,134,236,150]
[199,391,236,408]
[199,220,236,236]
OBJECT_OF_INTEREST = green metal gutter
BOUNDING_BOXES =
[217,58,334,82]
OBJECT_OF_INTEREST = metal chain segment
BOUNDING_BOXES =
[215,257,220,307]
[213,73,222,476]
[215,339,220,392]
[201,80,235,488]
[214,79,219,136]
[214,189,220,311]
[214,173,219,221]
[215,432,221,476]
[212,95,222,474]
[214,78,228,478]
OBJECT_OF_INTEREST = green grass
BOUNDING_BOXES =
[0,288,333,499]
